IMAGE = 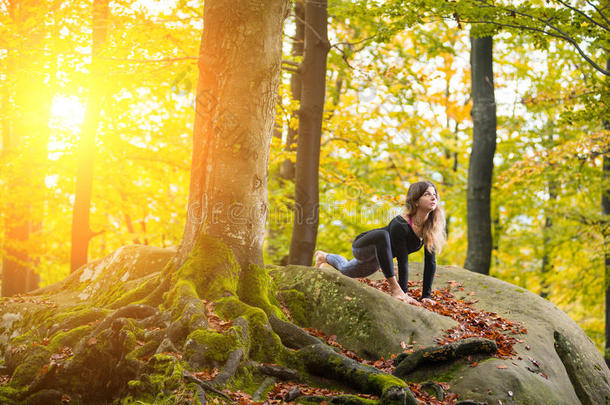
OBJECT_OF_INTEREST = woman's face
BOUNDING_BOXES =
[417,186,438,212]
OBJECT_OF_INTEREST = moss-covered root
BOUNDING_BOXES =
[293,394,378,404]
[392,337,497,379]
[554,330,610,405]
[268,314,322,349]
[298,343,418,405]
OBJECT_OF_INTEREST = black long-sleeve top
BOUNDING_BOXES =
[368,215,436,298]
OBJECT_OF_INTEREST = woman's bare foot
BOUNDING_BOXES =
[393,291,421,306]
[391,289,408,300]
[404,296,422,306]
[314,250,327,268]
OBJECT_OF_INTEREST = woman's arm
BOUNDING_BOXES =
[422,248,436,299]
[396,250,409,293]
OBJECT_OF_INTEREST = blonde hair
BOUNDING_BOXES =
[403,181,446,254]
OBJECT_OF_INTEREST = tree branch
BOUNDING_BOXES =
[98,56,198,64]
[468,19,609,75]
[551,0,610,32]
[585,0,610,26]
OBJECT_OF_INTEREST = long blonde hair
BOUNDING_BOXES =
[403,181,446,254]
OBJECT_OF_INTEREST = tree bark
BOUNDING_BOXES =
[279,0,304,182]
[70,0,110,272]
[2,0,51,295]
[176,0,289,270]
[288,0,329,266]
[541,132,557,299]
[602,57,610,367]
[464,36,497,275]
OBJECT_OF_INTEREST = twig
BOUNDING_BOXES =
[182,371,235,403]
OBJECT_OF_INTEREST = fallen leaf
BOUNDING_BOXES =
[497,365,507,369]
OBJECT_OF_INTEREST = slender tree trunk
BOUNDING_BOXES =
[288,0,329,266]
[602,57,610,367]
[279,0,304,182]
[265,1,305,264]
[464,36,497,275]
[70,0,110,272]
[541,133,557,299]
[176,0,289,270]
[2,0,51,295]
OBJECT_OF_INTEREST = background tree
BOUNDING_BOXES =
[464,35,497,275]
[1,0,54,295]
[288,0,330,265]
[70,0,110,272]
[602,58,610,367]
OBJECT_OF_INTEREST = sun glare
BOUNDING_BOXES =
[50,95,86,129]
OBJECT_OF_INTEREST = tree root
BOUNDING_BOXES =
[393,337,497,378]
[298,343,418,405]
[293,394,377,404]
[268,314,322,349]
[421,381,444,401]
[182,371,234,403]
[256,362,299,380]
[253,376,276,401]
[213,348,244,387]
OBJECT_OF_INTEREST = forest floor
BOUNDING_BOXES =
[198,276,527,404]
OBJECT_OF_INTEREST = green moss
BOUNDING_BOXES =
[214,296,252,319]
[225,364,259,394]
[10,346,51,388]
[423,362,464,383]
[44,307,108,332]
[185,329,239,364]
[276,289,308,326]
[214,297,290,364]
[238,264,285,320]
[368,373,407,391]
[121,354,192,404]
[0,386,21,404]
[294,395,378,404]
[172,234,240,301]
[108,274,161,309]
[48,325,91,352]
[163,279,200,317]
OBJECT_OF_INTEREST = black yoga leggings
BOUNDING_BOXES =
[352,229,407,291]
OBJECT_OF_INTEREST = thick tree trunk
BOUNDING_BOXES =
[70,0,110,272]
[602,29,610,375]
[464,36,497,275]
[288,0,329,266]
[176,0,289,270]
[2,0,50,295]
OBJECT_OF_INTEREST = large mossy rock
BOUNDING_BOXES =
[268,264,457,359]
[270,263,610,405]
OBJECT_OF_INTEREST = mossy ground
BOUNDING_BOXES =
[0,237,310,404]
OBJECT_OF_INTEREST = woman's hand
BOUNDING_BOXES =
[421,298,436,305]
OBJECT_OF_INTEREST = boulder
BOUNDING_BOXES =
[270,262,610,405]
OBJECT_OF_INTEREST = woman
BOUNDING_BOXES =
[315,181,446,306]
